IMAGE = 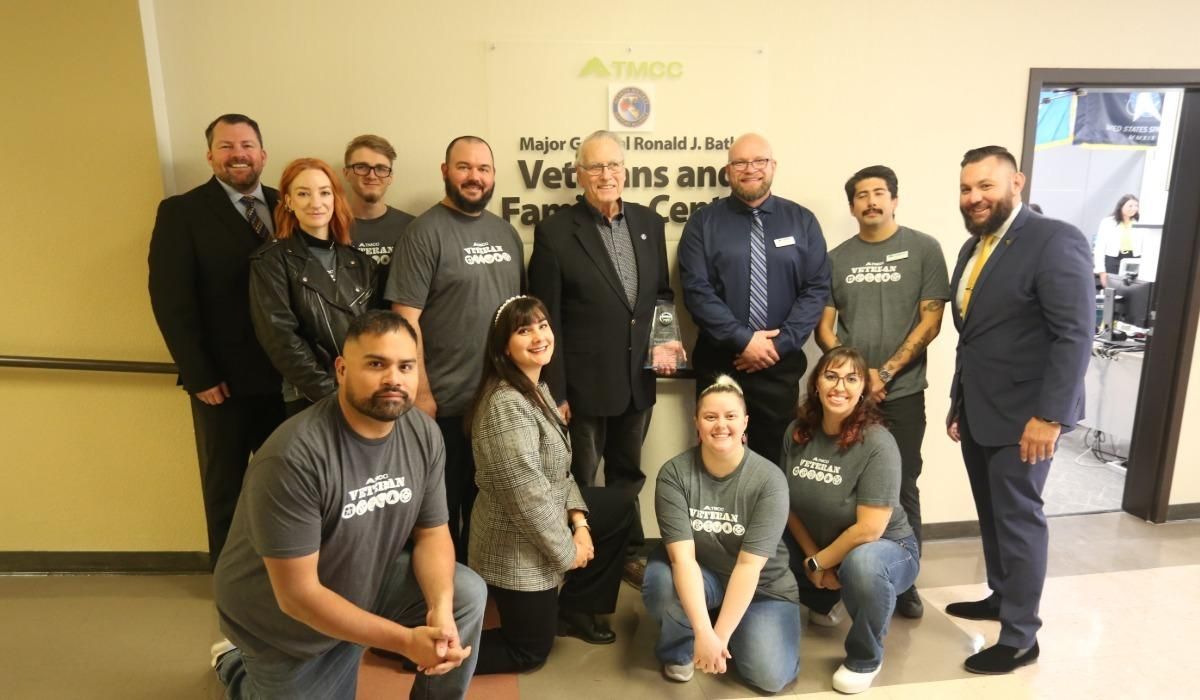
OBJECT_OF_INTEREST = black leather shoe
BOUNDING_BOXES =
[895,586,924,619]
[964,641,1039,674]
[945,597,1001,621]
[557,610,616,645]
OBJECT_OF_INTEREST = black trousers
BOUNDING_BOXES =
[880,392,926,550]
[436,416,476,564]
[692,338,807,462]
[190,393,284,569]
[473,486,635,675]
[567,405,652,549]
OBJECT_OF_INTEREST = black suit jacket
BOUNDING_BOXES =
[949,206,1094,445]
[528,199,673,416]
[148,176,282,396]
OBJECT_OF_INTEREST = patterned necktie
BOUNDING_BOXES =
[240,196,269,240]
[748,209,769,330]
[961,234,996,318]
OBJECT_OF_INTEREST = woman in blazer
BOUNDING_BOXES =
[1094,194,1142,287]
[467,295,634,674]
[250,157,378,416]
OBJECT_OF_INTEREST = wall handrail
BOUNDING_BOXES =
[0,355,177,375]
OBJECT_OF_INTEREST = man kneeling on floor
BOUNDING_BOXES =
[211,309,486,699]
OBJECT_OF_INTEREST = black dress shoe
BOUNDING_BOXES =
[895,586,924,619]
[557,610,616,645]
[945,597,1001,621]
[964,641,1039,674]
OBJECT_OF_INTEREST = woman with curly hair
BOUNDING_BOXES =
[781,346,918,694]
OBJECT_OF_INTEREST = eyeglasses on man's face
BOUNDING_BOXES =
[348,163,393,178]
[728,158,772,172]
[580,161,624,176]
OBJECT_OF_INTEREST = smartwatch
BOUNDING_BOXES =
[805,555,824,574]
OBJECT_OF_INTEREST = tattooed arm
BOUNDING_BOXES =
[870,299,946,398]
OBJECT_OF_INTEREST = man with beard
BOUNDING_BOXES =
[148,113,285,570]
[343,134,415,276]
[211,310,486,699]
[816,165,950,619]
[385,136,523,561]
[945,146,1092,674]
[679,133,830,459]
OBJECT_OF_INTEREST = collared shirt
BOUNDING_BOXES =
[678,193,830,356]
[585,198,639,307]
[215,177,275,236]
[955,202,1021,310]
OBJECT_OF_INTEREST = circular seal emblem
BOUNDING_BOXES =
[612,87,651,128]
[658,310,674,326]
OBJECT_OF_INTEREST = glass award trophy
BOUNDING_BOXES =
[645,302,688,372]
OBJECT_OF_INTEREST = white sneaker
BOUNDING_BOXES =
[663,662,695,682]
[809,600,846,627]
[832,663,881,694]
[210,639,236,668]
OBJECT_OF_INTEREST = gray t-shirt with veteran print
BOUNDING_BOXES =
[781,423,912,548]
[352,205,415,273]
[384,203,524,416]
[656,447,799,603]
[214,396,448,663]
[827,226,949,401]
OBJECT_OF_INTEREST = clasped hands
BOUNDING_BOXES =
[733,329,780,373]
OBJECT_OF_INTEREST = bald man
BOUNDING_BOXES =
[679,134,831,459]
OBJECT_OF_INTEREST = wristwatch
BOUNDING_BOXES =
[804,555,824,573]
[878,367,894,384]
[571,518,590,532]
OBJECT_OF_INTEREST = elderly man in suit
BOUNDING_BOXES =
[528,130,680,586]
[945,145,1093,674]
[148,114,285,569]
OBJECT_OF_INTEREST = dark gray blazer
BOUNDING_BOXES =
[949,206,1094,446]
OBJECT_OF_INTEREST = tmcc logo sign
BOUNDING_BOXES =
[579,56,683,79]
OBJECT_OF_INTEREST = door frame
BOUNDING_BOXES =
[1020,68,1200,522]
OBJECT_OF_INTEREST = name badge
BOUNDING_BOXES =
[886,250,910,262]
[773,236,795,247]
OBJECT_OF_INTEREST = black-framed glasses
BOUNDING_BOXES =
[728,158,772,172]
[820,371,862,389]
[348,163,393,177]
[579,161,624,176]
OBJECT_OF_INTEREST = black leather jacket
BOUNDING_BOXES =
[249,235,380,401]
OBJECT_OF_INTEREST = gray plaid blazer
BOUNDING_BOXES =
[468,381,587,591]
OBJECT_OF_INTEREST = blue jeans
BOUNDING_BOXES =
[641,546,801,694]
[216,555,486,699]
[787,534,920,673]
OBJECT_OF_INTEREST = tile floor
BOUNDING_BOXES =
[1,512,1196,699]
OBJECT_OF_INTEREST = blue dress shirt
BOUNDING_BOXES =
[679,194,830,356]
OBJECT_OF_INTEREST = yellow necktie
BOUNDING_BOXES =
[961,234,996,318]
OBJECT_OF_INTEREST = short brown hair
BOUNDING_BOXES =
[344,134,397,166]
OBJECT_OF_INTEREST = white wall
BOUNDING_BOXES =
[140,0,1200,541]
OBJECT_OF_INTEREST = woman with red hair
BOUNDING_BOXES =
[250,158,380,416]
[781,346,918,694]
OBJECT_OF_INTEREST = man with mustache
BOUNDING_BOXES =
[679,133,830,460]
[385,136,523,561]
[148,113,285,570]
[343,134,415,276]
[945,146,1092,674]
[212,310,485,698]
[815,165,950,620]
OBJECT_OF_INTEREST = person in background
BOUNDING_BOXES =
[642,375,800,694]
[468,295,634,673]
[343,134,415,274]
[781,347,919,695]
[250,158,379,416]
[1094,194,1142,288]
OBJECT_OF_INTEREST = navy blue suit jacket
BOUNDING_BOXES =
[949,206,1093,446]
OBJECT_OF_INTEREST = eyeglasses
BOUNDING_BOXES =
[579,161,624,176]
[820,371,862,389]
[728,158,772,172]
[348,163,393,178]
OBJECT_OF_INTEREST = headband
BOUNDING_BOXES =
[493,295,529,327]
